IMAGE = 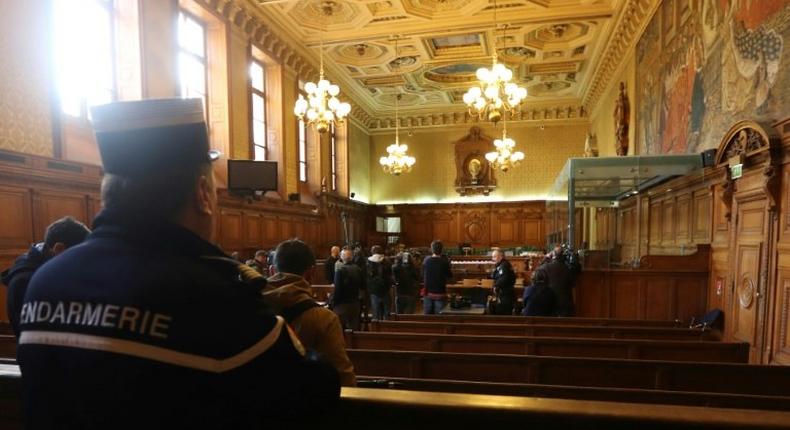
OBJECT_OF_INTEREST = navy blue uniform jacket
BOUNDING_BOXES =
[17,209,339,429]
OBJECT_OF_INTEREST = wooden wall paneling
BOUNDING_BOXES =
[0,186,33,251]
[594,208,607,250]
[610,277,641,319]
[262,214,278,244]
[643,277,673,320]
[491,208,519,246]
[278,216,292,241]
[218,208,244,250]
[708,252,729,316]
[675,193,691,246]
[660,198,675,250]
[648,200,661,254]
[434,210,456,245]
[574,270,608,318]
[691,188,712,243]
[523,216,542,246]
[292,217,305,241]
[243,212,262,248]
[713,184,731,240]
[674,275,708,322]
[32,190,91,240]
[774,258,790,365]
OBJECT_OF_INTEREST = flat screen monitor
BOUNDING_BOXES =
[228,160,277,192]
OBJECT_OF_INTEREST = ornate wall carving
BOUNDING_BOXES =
[453,126,496,197]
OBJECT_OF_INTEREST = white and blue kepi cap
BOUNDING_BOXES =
[90,98,221,177]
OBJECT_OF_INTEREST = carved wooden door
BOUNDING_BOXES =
[729,196,769,363]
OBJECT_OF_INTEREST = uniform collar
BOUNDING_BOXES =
[90,207,226,258]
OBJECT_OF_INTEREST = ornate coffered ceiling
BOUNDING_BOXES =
[249,0,627,125]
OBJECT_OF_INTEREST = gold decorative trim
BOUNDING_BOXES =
[195,0,373,125]
[582,0,659,111]
[367,104,587,131]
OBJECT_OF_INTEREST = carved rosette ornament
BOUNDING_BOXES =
[464,212,488,243]
[738,276,755,309]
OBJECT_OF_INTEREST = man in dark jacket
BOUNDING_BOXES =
[392,252,419,314]
[543,249,578,316]
[490,249,516,315]
[1,216,90,338]
[324,246,340,284]
[248,249,268,274]
[17,99,339,430]
[333,248,364,329]
[521,267,556,316]
[366,245,392,320]
[422,240,452,314]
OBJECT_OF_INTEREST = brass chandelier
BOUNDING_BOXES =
[293,7,351,133]
[485,114,524,172]
[462,1,527,123]
[379,37,415,176]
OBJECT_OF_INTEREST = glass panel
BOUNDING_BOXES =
[299,162,306,182]
[254,144,266,161]
[178,13,205,58]
[252,93,264,121]
[253,121,265,146]
[53,0,115,116]
[250,62,264,92]
[298,133,306,160]
[178,52,206,99]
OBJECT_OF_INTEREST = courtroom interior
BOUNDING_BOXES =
[2,0,790,428]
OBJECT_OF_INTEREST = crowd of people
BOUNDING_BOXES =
[0,98,584,428]
[315,239,581,319]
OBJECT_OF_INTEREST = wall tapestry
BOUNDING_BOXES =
[636,0,790,154]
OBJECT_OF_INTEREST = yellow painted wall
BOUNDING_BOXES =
[0,1,54,156]
[348,121,371,203]
[589,51,637,156]
[369,123,587,204]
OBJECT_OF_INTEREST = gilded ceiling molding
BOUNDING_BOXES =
[193,0,374,125]
[366,104,587,131]
[581,0,659,111]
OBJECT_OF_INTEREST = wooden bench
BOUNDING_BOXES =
[347,349,790,396]
[344,331,748,363]
[356,376,790,411]
[368,320,719,341]
[0,367,788,429]
[338,387,790,430]
[388,313,685,327]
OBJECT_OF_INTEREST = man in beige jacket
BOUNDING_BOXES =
[263,239,356,386]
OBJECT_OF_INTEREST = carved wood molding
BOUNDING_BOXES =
[714,120,776,165]
[582,0,658,110]
[714,121,781,213]
[196,0,372,125]
[367,104,587,131]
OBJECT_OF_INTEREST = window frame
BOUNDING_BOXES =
[54,0,118,121]
[249,59,267,161]
[177,9,209,123]
[297,86,308,183]
[330,122,337,192]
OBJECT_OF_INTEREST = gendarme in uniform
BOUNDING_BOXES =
[17,99,339,429]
